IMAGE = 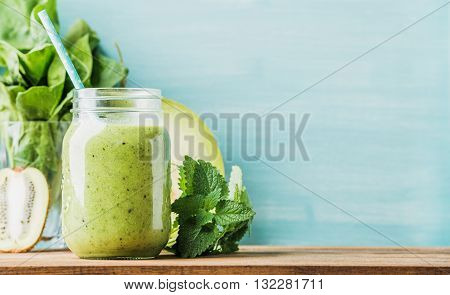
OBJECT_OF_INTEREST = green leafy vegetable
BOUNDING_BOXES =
[18,43,54,85]
[91,53,128,87]
[64,19,99,49]
[177,222,219,258]
[168,156,255,258]
[47,55,65,87]
[178,156,228,197]
[16,86,60,120]
[0,0,128,227]
[46,55,65,99]
[215,200,255,226]
[69,34,93,84]
[0,82,24,120]
[0,41,24,85]
[12,122,57,175]
[0,0,58,51]
[0,0,128,122]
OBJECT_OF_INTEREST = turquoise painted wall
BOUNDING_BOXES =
[59,0,449,246]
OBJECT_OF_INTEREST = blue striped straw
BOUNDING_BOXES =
[38,10,85,89]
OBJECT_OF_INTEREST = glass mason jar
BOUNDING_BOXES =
[62,88,171,259]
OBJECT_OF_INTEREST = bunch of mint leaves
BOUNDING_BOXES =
[168,156,255,258]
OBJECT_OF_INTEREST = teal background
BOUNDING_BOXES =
[60,0,449,246]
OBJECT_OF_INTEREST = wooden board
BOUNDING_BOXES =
[0,246,449,275]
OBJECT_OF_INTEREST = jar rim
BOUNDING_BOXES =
[74,88,162,100]
[72,88,162,113]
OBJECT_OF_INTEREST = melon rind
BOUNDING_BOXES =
[162,98,225,202]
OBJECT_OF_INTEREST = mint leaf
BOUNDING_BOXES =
[203,190,222,210]
[177,222,218,258]
[217,222,249,254]
[171,194,204,217]
[195,209,214,226]
[215,200,255,226]
[178,156,197,196]
[171,190,221,219]
[178,156,228,197]
[194,160,228,196]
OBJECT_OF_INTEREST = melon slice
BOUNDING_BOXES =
[162,98,225,202]
[0,167,49,253]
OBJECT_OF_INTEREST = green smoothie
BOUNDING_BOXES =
[62,121,171,259]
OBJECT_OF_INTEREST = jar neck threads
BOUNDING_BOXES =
[73,88,162,114]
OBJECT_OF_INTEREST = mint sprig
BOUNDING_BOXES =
[169,156,255,258]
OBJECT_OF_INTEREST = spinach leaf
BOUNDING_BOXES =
[30,0,59,45]
[36,122,57,174]
[64,19,99,50]
[0,0,58,50]
[16,86,60,120]
[49,89,72,120]
[18,43,54,85]
[69,34,93,85]
[14,122,41,168]
[14,121,59,178]
[0,82,24,120]
[91,53,128,87]
[46,54,65,99]
[0,41,25,85]
[47,54,65,86]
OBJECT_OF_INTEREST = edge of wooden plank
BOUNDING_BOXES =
[1,265,449,275]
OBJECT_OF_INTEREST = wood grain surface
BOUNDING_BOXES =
[0,246,449,275]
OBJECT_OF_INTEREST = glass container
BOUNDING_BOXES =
[62,88,171,259]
